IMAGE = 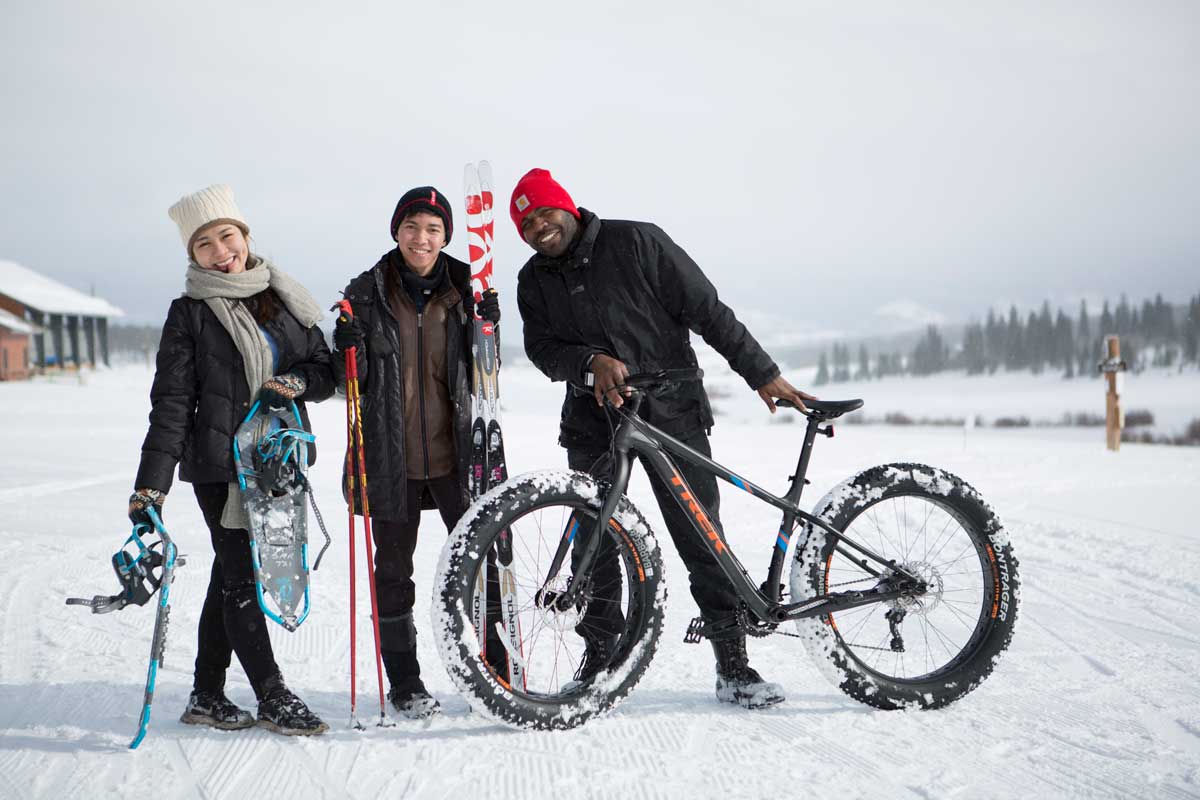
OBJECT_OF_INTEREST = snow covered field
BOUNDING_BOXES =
[1,363,1199,799]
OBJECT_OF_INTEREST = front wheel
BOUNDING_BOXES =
[790,463,1019,710]
[432,470,665,730]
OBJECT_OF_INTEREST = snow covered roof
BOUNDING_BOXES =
[0,307,38,335]
[0,259,124,318]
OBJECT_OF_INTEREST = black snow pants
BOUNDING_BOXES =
[191,482,282,701]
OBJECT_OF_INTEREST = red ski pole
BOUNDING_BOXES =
[337,300,391,727]
[338,301,364,730]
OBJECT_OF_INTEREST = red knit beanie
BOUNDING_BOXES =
[510,168,580,236]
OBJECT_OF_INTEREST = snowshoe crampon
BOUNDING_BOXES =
[234,399,329,632]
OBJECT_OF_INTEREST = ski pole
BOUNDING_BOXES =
[339,300,391,727]
[338,300,364,731]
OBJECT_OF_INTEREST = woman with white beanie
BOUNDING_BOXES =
[128,184,334,736]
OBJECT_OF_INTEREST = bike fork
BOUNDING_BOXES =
[540,450,633,611]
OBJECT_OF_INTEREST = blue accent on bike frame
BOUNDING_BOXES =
[776,533,789,551]
[731,475,749,493]
[566,518,579,543]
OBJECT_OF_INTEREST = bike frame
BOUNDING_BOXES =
[551,390,924,628]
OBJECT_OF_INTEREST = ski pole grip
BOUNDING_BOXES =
[332,299,354,323]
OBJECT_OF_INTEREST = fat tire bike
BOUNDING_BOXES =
[432,369,1019,730]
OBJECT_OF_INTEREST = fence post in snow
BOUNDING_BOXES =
[1097,335,1127,451]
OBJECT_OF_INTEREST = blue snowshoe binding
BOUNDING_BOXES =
[233,399,330,632]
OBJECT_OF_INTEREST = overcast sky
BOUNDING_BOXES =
[2,0,1197,347]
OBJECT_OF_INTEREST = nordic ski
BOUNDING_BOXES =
[464,160,524,689]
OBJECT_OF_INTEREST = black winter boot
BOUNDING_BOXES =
[562,633,617,692]
[711,636,785,709]
[256,676,328,736]
[180,689,255,730]
[379,613,441,719]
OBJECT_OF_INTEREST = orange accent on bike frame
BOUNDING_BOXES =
[986,543,999,619]
[669,473,727,554]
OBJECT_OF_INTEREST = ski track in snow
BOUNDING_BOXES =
[2,364,1199,799]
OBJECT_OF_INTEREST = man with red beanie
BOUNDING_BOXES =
[512,167,815,709]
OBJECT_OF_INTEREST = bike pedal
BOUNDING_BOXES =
[683,617,706,644]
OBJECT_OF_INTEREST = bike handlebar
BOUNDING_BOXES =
[570,368,704,398]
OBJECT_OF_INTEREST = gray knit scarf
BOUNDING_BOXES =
[184,255,323,529]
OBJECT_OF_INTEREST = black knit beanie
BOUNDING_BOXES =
[390,186,454,244]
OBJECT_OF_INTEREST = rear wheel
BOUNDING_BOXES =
[433,470,665,730]
[790,463,1019,709]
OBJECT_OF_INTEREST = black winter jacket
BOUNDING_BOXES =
[136,292,335,493]
[517,209,779,450]
[334,252,476,522]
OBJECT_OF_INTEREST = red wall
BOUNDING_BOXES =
[0,330,31,380]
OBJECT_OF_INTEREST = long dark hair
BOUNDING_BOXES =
[243,288,281,324]
[241,257,281,323]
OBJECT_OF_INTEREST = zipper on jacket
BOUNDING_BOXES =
[417,310,430,478]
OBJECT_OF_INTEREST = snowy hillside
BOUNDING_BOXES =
[1,364,1198,799]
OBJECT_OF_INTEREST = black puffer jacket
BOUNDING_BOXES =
[135,294,335,493]
[517,209,779,450]
[333,252,476,522]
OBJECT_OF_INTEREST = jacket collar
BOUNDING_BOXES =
[369,249,472,317]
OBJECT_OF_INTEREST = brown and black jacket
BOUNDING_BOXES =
[334,250,477,521]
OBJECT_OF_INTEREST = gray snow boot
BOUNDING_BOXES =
[180,689,255,730]
[712,636,785,709]
[256,678,328,736]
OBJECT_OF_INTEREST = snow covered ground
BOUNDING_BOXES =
[1,363,1199,799]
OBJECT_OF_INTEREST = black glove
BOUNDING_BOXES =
[258,373,306,410]
[334,313,365,351]
[476,289,501,323]
[128,488,165,528]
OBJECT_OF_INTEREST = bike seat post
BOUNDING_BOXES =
[785,415,823,506]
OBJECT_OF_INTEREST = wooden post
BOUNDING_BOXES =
[1097,335,1127,451]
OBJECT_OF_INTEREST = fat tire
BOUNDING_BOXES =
[790,462,1019,710]
[433,470,665,730]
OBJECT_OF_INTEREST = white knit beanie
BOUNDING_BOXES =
[167,184,250,256]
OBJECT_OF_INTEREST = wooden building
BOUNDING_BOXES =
[0,259,124,376]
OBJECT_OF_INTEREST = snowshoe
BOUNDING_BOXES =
[180,690,255,730]
[233,399,330,631]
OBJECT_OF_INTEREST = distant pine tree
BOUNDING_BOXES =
[855,344,871,380]
[814,351,830,386]
[963,322,986,375]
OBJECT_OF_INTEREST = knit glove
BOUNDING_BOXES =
[128,488,165,528]
[476,289,501,323]
[333,313,365,352]
[258,373,306,410]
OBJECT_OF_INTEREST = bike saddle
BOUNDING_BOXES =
[777,397,864,420]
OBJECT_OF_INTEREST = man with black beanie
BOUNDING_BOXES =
[512,167,815,710]
[332,185,502,718]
